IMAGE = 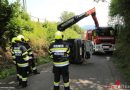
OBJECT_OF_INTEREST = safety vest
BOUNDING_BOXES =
[12,43,29,67]
[49,40,70,67]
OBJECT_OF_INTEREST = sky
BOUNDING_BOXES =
[9,0,111,27]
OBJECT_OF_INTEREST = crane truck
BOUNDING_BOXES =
[85,27,116,54]
[57,8,98,64]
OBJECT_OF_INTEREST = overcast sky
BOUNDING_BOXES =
[9,0,111,27]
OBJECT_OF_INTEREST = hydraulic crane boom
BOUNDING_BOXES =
[57,7,99,31]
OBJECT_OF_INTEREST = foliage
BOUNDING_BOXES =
[42,21,57,42]
[22,21,48,58]
[110,0,130,78]
[0,1,30,49]
[71,25,83,34]
[37,56,51,65]
[59,11,75,22]
[0,0,83,79]
[0,65,16,79]
[63,28,81,39]
[42,20,82,42]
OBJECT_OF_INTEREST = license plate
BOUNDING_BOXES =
[103,46,109,48]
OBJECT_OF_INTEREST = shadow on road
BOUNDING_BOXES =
[69,55,124,90]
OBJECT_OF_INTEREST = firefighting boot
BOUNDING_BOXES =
[54,86,59,90]
[17,78,22,86]
[33,70,40,74]
[18,81,22,86]
[64,87,70,90]
[22,81,27,88]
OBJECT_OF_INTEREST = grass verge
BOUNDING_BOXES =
[0,56,51,79]
[0,66,16,79]
[113,57,130,80]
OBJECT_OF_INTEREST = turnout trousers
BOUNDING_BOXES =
[28,58,38,74]
[17,65,29,87]
[53,65,70,90]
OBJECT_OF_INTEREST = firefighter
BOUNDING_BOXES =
[17,35,40,74]
[23,37,40,74]
[11,36,30,88]
[11,37,20,82]
[49,31,70,90]
[11,37,17,64]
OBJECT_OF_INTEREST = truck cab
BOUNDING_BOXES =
[86,27,116,54]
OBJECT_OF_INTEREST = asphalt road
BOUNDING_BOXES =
[0,54,125,90]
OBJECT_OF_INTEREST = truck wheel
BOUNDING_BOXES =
[74,39,83,64]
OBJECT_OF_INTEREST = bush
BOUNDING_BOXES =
[0,65,16,79]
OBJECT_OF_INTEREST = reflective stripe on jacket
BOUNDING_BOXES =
[53,60,69,67]
[12,43,29,64]
[17,63,29,67]
[49,40,70,67]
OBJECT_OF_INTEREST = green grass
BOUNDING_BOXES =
[37,56,51,65]
[112,42,130,80]
[113,56,130,80]
[0,56,51,79]
[0,66,16,79]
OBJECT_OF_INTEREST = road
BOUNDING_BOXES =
[0,54,125,90]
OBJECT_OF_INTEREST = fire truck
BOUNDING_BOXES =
[85,27,116,54]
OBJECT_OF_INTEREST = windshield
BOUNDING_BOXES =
[95,28,115,36]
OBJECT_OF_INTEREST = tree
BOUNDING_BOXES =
[0,1,30,50]
[110,0,130,43]
[59,11,75,22]
[110,0,130,76]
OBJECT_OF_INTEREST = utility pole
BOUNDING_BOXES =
[17,0,27,11]
[23,0,27,11]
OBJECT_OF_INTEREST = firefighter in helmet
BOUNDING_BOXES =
[23,37,40,74]
[11,37,20,82]
[17,35,40,75]
[11,35,30,88]
[11,37,17,64]
[49,31,70,90]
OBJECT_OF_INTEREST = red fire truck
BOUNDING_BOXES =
[85,27,116,54]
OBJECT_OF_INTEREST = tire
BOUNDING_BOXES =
[74,39,83,64]
[65,39,74,63]
[65,39,83,64]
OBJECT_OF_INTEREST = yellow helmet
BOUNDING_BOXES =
[11,37,17,43]
[17,35,25,42]
[54,31,63,40]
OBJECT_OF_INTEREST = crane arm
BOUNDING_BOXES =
[57,7,99,31]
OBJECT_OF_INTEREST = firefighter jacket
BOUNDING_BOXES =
[49,40,70,67]
[12,43,30,67]
[23,43,34,59]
